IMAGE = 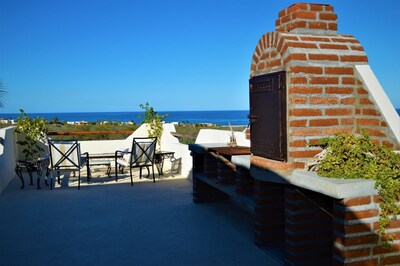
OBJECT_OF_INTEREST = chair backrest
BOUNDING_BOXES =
[48,139,82,170]
[129,137,157,166]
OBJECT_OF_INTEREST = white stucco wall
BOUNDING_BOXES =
[356,65,400,143]
[79,123,193,178]
[195,129,250,147]
[0,127,17,194]
[79,123,150,154]
[160,123,193,178]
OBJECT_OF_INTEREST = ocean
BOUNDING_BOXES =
[0,110,250,126]
[1,109,400,126]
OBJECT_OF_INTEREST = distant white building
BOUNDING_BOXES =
[0,118,14,124]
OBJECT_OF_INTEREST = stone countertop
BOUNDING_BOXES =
[188,143,229,154]
[231,155,251,169]
[228,154,377,199]
[190,144,377,199]
[189,143,250,155]
[251,166,377,199]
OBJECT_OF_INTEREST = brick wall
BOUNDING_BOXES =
[333,195,400,265]
[250,3,400,169]
[285,187,333,265]
[254,180,285,247]
[253,178,400,265]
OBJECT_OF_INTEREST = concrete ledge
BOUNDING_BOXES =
[231,155,250,169]
[291,170,377,199]
[189,143,229,154]
[251,167,377,199]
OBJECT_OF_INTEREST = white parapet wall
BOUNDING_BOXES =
[79,123,150,154]
[0,127,17,194]
[160,123,193,178]
[0,122,194,194]
[356,65,400,143]
[79,123,193,179]
[195,128,250,147]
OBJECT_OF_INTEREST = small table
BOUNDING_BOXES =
[15,157,50,189]
[208,146,251,160]
[86,153,115,178]
[155,151,175,175]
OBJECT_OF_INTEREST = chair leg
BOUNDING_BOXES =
[57,171,60,184]
[107,164,111,177]
[146,166,150,177]
[152,165,155,183]
[139,167,142,179]
[87,165,91,182]
[50,171,53,190]
[115,161,118,182]
[130,167,133,186]
[78,170,81,190]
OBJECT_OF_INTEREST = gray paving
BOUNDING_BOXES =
[0,172,280,266]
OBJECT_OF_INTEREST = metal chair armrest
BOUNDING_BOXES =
[115,150,132,156]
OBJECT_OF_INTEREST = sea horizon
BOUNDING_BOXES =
[0,110,251,126]
[1,109,400,126]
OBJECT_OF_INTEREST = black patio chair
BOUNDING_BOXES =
[115,137,157,185]
[48,139,89,190]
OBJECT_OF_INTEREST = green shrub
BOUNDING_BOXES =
[139,102,168,147]
[15,109,48,160]
[315,132,400,244]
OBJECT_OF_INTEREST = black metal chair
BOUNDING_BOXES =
[48,139,89,190]
[115,137,157,185]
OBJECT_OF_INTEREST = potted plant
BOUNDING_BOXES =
[15,109,48,160]
[139,103,168,150]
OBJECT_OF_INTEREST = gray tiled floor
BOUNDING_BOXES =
[0,171,281,266]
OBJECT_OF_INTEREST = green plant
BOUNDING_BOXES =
[315,132,400,244]
[139,103,168,147]
[15,109,48,160]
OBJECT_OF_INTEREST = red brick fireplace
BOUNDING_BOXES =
[190,3,400,265]
[249,3,399,171]
[248,3,400,265]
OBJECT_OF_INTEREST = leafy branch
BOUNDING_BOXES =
[15,109,48,160]
[138,103,168,147]
[314,132,400,245]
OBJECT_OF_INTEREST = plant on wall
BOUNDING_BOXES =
[138,103,168,147]
[313,131,400,245]
[15,109,48,160]
[228,121,237,146]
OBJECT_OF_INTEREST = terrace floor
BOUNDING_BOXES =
[0,168,280,266]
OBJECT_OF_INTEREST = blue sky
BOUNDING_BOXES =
[0,0,399,113]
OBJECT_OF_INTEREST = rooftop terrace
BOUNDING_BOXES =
[0,172,280,266]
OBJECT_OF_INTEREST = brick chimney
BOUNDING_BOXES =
[276,3,337,34]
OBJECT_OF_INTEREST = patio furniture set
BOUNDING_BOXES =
[15,137,177,190]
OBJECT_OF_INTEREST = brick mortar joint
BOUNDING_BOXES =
[334,217,379,225]
[334,230,376,239]
[335,203,380,212]
[335,253,400,264]
[334,241,375,251]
